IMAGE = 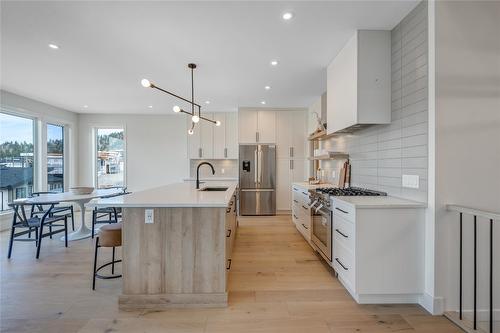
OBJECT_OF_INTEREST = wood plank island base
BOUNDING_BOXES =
[90,182,238,310]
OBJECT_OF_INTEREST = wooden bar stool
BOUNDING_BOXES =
[92,223,122,290]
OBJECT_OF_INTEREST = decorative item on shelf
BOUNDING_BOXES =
[308,177,320,185]
[141,63,221,136]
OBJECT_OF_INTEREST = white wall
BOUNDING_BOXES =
[0,90,79,230]
[434,0,500,316]
[77,114,189,193]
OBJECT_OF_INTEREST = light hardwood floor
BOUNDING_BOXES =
[0,214,462,333]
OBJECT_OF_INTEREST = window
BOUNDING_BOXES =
[47,124,64,192]
[0,112,35,211]
[96,128,125,188]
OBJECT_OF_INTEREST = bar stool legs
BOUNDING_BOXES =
[92,236,122,290]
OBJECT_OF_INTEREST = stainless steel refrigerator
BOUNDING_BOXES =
[239,144,276,215]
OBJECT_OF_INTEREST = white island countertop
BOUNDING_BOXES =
[334,195,427,209]
[88,181,238,208]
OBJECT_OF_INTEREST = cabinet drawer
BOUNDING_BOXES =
[333,214,355,253]
[332,199,355,223]
[292,186,310,204]
[333,241,355,289]
[296,218,311,241]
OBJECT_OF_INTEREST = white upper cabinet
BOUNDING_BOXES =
[256,111,276,143]
[213,113,226,159]
[189,112,238,160]
[224,112,238,159]
[213,112,238,159]
[276,111,307,159]
[188,112,214,159]
[238,110,258,143]
[200,113,214,159]
[238,109,276,143]
[327,30,391,134]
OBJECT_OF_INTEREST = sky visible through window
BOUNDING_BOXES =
[0,113,33,144]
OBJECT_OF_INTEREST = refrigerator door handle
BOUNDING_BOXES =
[254,149,258,185]
[258,149,262,184]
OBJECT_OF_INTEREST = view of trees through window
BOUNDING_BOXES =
[96,128,125,188]
[47,124,64,192]
[0,112,34,211]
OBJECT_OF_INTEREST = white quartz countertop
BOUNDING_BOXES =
[333,196,427,209]
[88,181,238,208]
[292,182,336,190]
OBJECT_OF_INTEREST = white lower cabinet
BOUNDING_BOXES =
[291,185,312,243]
[331,198,424,304]
[277,160,306,211]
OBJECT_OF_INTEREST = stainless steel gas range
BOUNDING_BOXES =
[308,187,387,263]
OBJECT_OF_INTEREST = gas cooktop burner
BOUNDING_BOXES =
[315,187,387,196]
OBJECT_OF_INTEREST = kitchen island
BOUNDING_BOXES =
[90,182,238,310]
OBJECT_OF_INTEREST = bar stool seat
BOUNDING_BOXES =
[98,223,122,247]
[92,223,122,290]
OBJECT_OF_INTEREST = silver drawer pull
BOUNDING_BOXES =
[301,223,309,230]
[293,214,298,219]
[335,207,348,214]
[293,200,299,203]
[226,229,232,238]
[226,259,232,270]
[302,205,308,210]
[335,228,348,238]
[335,258,348,270]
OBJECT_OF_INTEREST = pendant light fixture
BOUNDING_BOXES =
[141,63,220,135]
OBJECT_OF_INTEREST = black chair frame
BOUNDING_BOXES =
[7,202,68,259]
[92,236,122,290]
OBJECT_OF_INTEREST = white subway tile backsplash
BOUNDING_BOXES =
[319,2,427,202]
[402,157,428,168]
[402,145,427,158]
[402,134,428,147]
[402,110,428,128]
[402,122,427,137]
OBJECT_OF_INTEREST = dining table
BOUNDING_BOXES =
[16,188,124,241]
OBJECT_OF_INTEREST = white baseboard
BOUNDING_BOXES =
[357,293,422,304]
[419,292,445,315]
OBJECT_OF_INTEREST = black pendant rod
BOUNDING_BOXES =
[152,85,201,111]
[191,64,195,115]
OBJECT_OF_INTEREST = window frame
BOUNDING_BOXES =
[94,126,127,189]
[0,109,37,212]
[46,122,65,192]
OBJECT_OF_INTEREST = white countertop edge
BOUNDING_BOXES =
[88,182,238,209]
[333,196,427,209]
[183,177,238,181]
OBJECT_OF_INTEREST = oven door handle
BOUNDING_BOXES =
[315,203,324,213]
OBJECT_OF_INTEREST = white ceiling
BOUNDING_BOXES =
[1,1,417,114]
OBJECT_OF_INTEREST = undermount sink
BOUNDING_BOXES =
[199,187,228,192]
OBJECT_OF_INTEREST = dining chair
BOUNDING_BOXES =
[7,202,68,259]
[30,192,75,231]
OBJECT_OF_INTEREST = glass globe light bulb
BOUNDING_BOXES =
[215,120,221,126]
[141,79,151,87]
[188,128,194,135]
[173,105,181,113]
[192,115,200,123]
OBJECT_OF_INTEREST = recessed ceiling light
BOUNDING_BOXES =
[148,105,153,109]
[282,12,294,20]
[261,101,266,105]
[83,105,88,108]
[265,86,271,90]
[270,60,278,66]
[48,43,59,49]
[205,100,210,104]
